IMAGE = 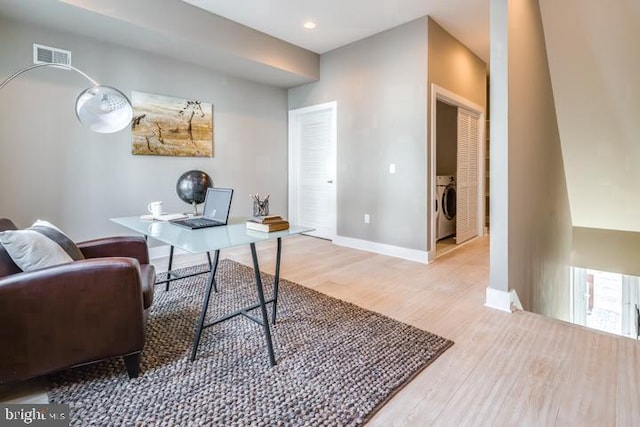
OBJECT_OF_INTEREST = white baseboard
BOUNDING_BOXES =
[485,287,513,312]
[333,236,428,263]
[484,287,523,313]
[510,289,523,311]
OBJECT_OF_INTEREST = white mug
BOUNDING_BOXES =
[147,201,163,217]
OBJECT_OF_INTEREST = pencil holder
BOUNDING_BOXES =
[253,199,269,216]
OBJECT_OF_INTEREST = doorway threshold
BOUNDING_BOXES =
[435,233,486,259]
[436,236,457,257]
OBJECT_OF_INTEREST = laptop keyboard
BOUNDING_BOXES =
[185,218,215,228]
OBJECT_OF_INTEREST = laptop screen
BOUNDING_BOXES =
[202,188,233,224]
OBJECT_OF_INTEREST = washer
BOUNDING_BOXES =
[436,175,456,240]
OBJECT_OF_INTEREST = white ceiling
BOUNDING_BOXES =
[0,0,488,86]
[182,0,489,60]
[0,0,321,87]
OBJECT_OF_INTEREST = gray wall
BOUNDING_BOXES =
[288,17,486,252]
[489,0,573,319]
[0,17,288,242]
[489,0,510,296]
[288,18,429,250]
[435,101,458,177]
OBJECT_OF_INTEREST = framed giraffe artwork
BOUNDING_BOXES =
[131,91,213,157]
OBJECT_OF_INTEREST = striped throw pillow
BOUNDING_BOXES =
[0,220,84,272]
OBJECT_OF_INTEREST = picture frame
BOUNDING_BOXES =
[131,91,213,157]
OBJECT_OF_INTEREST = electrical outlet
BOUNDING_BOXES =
[364,214,370,224]
[389,163,396,174]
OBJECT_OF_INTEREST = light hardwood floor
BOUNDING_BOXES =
[2,235,638,425]
[166,234,638,427]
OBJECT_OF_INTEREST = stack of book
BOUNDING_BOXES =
[246,215,289,232]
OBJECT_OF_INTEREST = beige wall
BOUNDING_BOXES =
[540,0,640,233]
[572,227,640,277]
[436,101,458,177]
[427,18,487,109]
[489,0,573,320]
[427,18,487,248]
[0,17,289,242]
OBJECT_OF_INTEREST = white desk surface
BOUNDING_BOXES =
[111,216,313,254]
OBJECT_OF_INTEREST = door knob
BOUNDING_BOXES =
[327,180,334,183]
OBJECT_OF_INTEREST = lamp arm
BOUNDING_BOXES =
[0,63,100,91]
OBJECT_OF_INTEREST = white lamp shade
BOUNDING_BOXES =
[75,86,133,133]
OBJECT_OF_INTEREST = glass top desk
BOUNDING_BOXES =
[111,216,313,366]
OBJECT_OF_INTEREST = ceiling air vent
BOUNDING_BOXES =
[33,43,71,66]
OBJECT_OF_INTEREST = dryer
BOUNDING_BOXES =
[436,175,456,240]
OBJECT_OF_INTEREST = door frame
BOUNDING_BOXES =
[288,101,337,240]
[428,84,485,261]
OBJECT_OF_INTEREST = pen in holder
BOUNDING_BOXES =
[251,193,270,216]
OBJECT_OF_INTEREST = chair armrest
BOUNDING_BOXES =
[77,236,150,264]
[0,258,146,384]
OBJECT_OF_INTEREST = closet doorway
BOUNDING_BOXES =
[430,85,486,260]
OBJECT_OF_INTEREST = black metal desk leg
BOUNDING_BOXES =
[190,256,219,362]
[166,245,175,292]
[250,243,277,366]
[271,238,282,324]
[206,252,212,269]
[210,250,219,293]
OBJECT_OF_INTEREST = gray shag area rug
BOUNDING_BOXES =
[48,260,453,426]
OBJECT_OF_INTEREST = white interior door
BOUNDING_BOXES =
[456,108,480,244]
[288,102,337,239]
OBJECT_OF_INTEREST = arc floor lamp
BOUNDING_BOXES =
[0,63,133,134]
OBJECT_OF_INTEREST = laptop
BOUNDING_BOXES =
[171,188,234,229]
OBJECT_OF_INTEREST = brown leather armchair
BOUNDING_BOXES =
[0,218,155,384]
